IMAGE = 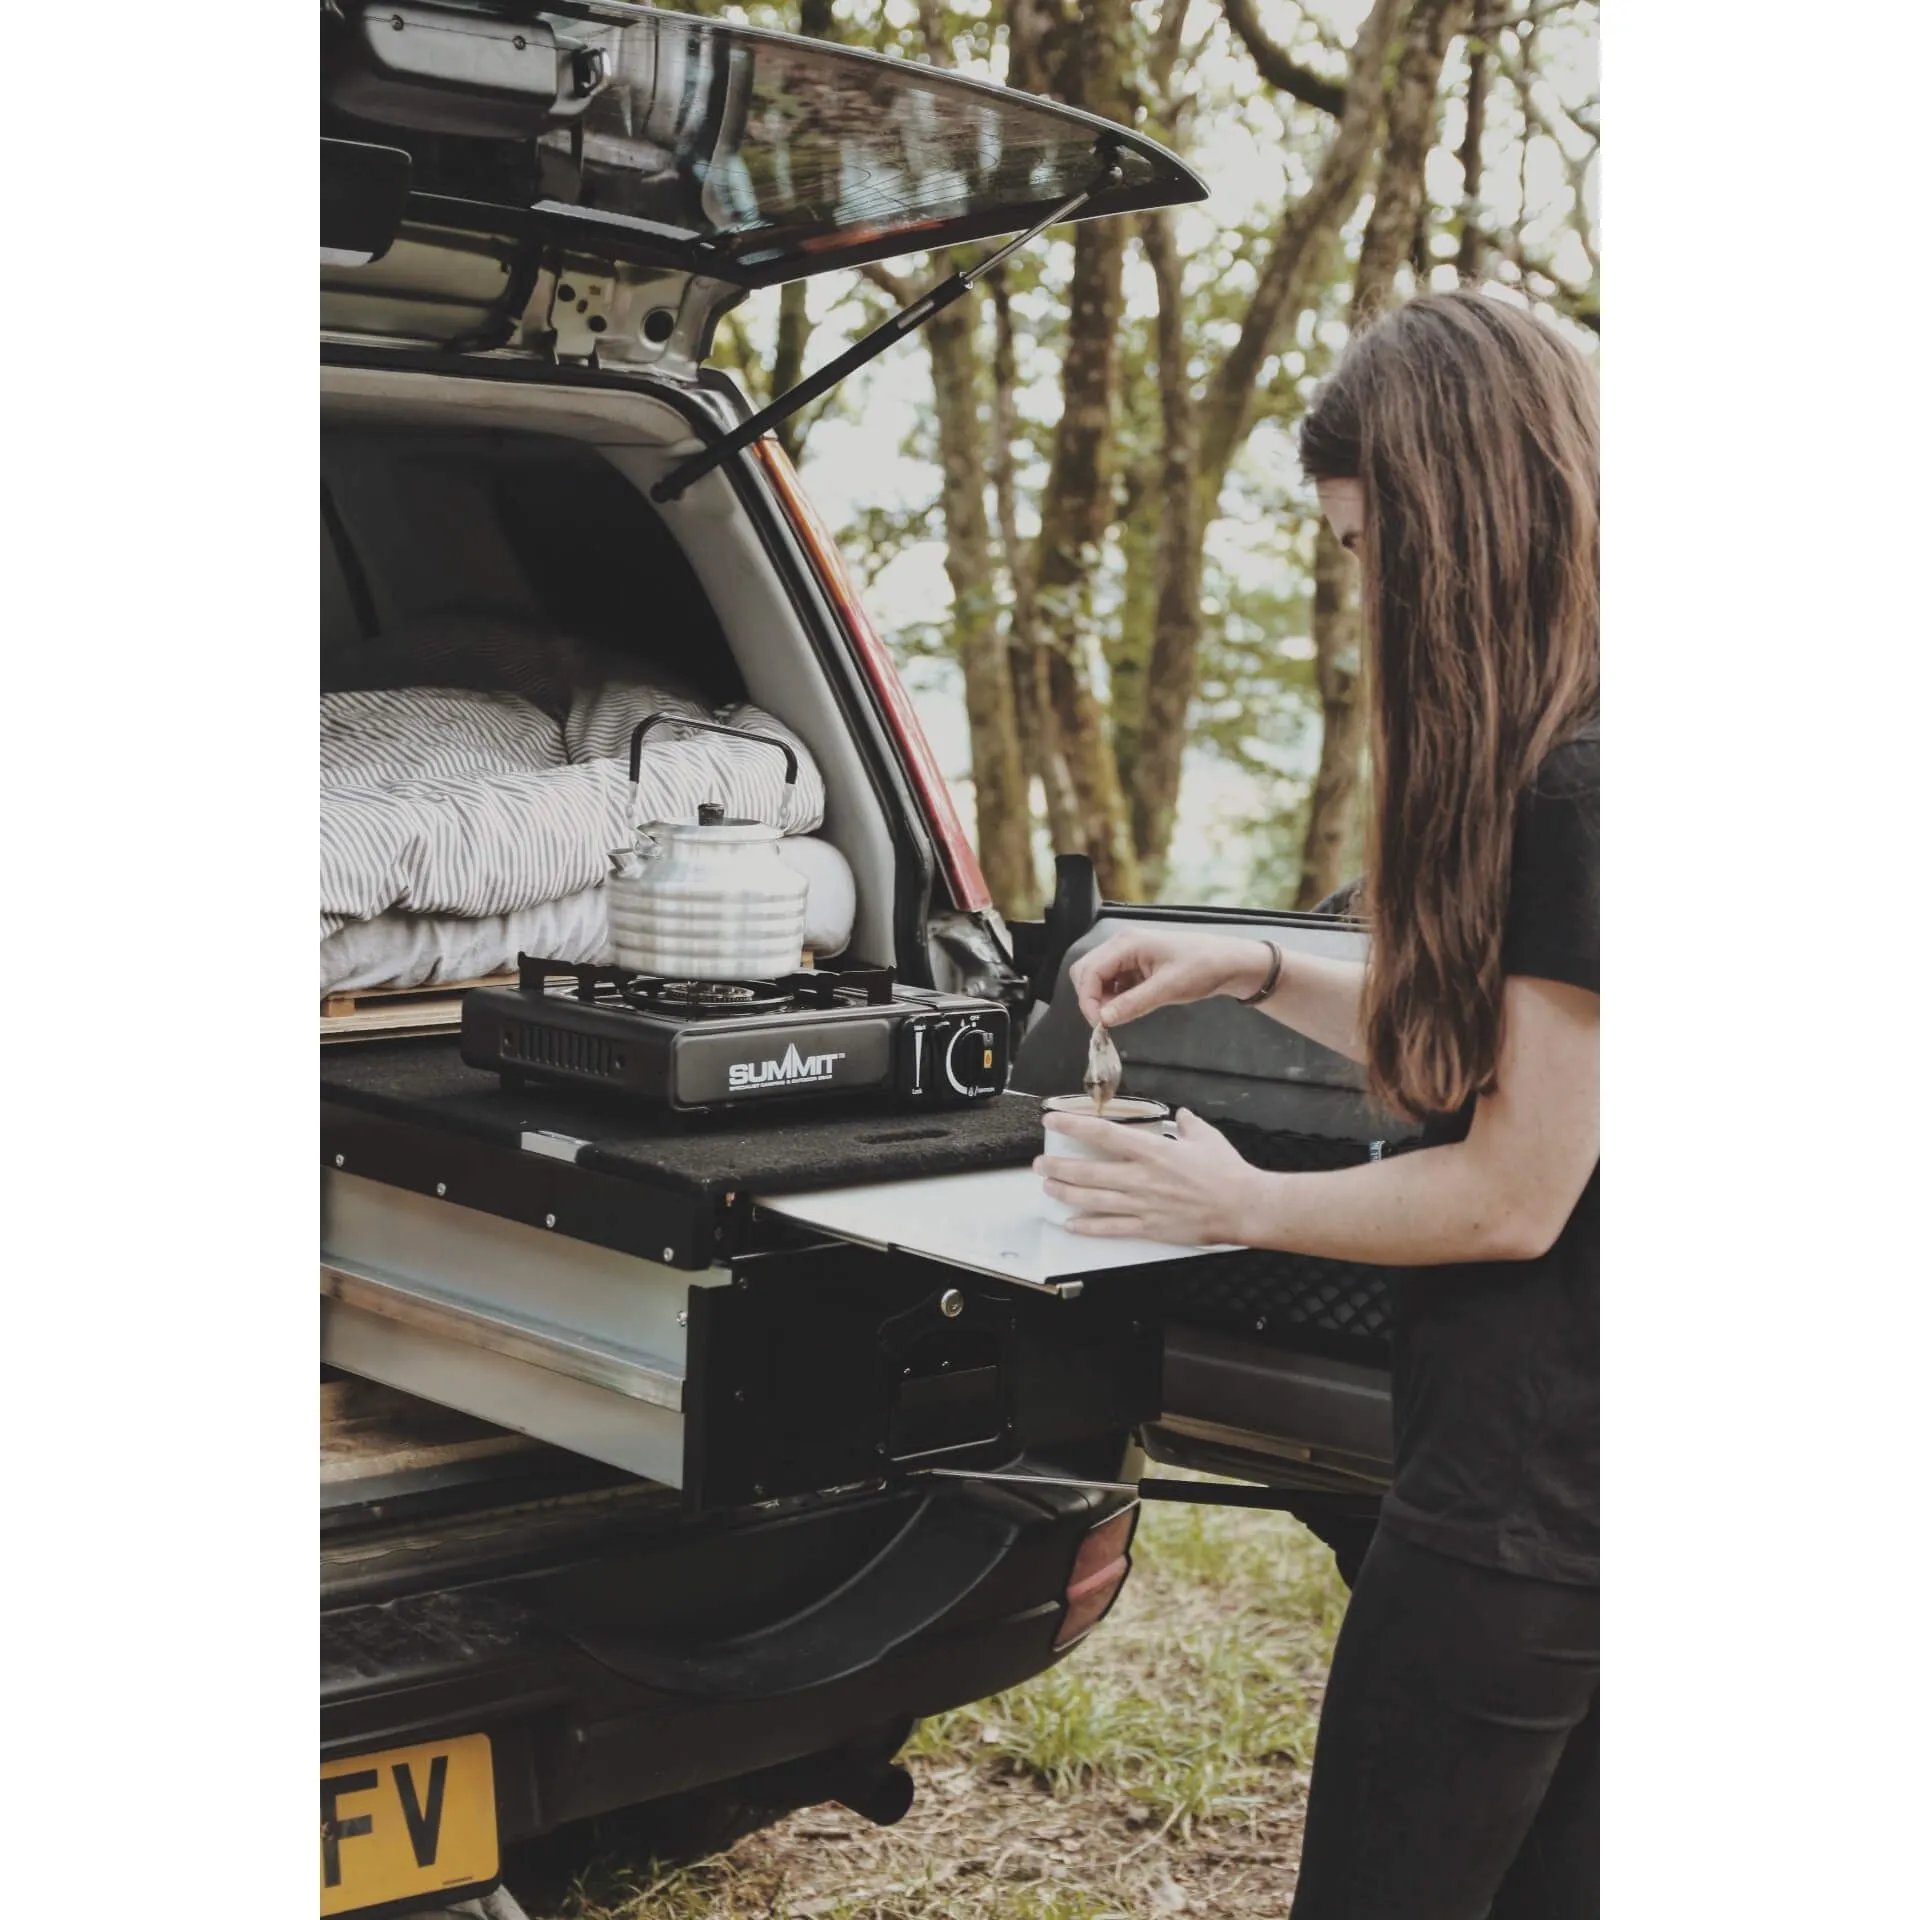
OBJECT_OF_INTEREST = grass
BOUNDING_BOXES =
[535,1484,1350,1920]
[905,1491,1346,1835]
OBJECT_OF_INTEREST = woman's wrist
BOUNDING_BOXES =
[1227,1166,1280,1248]
[1218,938,1281,1004]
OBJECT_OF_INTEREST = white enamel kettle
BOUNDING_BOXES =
[606,715,811,981]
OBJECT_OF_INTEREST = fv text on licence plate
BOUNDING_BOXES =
[320,1732,498,1916]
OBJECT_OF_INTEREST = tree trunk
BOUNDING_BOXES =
[987,271,1081,862]
[1108,451,1159,793]
[1127,0,1405,887]
[924,288,1037,917]
[1130,207,1201,895]
[1031,224,1138,900]
[1411,188,1433,287]
[1024,0,1141,899]
[1003,0,1037,90]
[767,0,833,458]
[1294,521,1368,905]
[1296,0,1472,901]
[1352,0,1474,316]
[770,282,813,461]
[1455,22,1491,282]
[1107,299,1164,794]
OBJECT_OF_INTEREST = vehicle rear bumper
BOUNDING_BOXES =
[321,1473,1130,1843]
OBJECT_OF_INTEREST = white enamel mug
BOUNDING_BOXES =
[1036,1094,1175,1227]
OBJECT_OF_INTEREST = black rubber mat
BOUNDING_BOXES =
[1159,1253,1394,1361]
[1155,1121,1415,1363]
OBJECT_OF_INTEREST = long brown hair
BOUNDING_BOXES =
[1299,291,1598,1120]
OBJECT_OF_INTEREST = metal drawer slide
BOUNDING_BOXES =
[322,1263,684,1410]
[322,1169,702,1485]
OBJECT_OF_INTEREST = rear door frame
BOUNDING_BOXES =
[320,341,948,981]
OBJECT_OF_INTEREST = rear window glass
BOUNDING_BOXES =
[325,7,1193,283]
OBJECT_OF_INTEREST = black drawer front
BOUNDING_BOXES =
[683,1246,1160,1513]
[321,1101,714,1270]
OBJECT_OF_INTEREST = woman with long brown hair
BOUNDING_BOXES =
[1037,290,1600,1917]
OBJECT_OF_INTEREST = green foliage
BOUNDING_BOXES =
[835,497,942,591]
[907,1503,1345,1835]
[544,1488,1349,1917]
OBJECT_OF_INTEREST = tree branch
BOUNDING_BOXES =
[1563,94,1599,143]
[1454,25,1491,281]
[1466,222,1599,331]
[1149,0,1196,107]
[1219,0,1350,117]
[1491,41,1598,159]
[1471,0,1590,32]
[1197,0,1408,489]
[857,260,923,308]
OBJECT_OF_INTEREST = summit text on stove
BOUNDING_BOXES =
[728,1044,850,1091]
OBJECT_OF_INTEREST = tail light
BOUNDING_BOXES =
[1053,1502,1138,1650]
[753,437,994,914]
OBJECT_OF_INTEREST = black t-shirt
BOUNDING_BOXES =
[1379,724,1599,1586]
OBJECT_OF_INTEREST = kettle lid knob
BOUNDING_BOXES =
[697,801,725,826]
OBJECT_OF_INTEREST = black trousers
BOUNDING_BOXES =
[1289,1528,1599,1920]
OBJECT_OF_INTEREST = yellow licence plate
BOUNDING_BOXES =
[321,1732,498,1917]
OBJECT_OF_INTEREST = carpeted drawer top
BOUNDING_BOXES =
[320,1038,1047,1198]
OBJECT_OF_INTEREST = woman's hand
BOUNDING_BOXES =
[1036,1108,1265,1245]
[1067,929,1272,1030]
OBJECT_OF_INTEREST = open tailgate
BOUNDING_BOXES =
[322,0,1206,347]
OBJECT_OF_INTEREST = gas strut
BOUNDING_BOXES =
[651,152,1127,506]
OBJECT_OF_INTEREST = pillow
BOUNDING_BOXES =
[780,836,857,956]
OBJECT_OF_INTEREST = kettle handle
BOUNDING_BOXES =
[627,713,801,802]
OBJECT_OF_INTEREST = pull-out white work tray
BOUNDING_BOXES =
[755,1164,1238,1291]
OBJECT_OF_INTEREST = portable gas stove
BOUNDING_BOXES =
[459,956,1011,1114]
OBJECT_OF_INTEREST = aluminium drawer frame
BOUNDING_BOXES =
[321,1154,1165,1514]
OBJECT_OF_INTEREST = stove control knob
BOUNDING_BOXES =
[943,1021,998,1099]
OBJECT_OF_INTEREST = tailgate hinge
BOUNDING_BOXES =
[651,149,1126,505]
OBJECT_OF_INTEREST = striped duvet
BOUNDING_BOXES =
[319,835,858,996]
[320,680,826,941]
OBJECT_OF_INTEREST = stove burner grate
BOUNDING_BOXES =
[626,977,795,1018]
[512,954,897,1018]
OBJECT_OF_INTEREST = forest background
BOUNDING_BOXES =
[688,0,1598,916]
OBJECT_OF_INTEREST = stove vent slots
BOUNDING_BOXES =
[501,1020,625,1080]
